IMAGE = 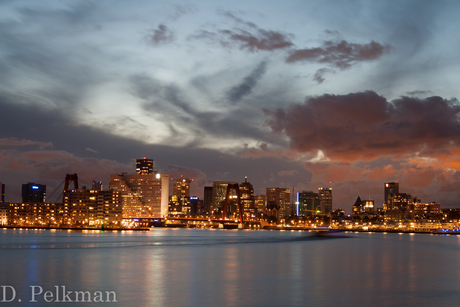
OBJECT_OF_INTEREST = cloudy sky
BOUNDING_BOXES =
[1,0,460,212]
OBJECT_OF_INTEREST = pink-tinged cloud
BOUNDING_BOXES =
[0,148,131,182]
[265,91,460,162]
[0,138,52,149]
[286,40,392,68]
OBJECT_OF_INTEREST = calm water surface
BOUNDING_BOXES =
[1,228,460,307]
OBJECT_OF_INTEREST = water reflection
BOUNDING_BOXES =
[1,229,460,306]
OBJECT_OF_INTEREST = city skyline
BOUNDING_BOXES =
[1,0,460,213]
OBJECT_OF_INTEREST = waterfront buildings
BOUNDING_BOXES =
[63,189,122,226]
[109,173,169,218]
[352,197,374,215]
[0,202,7,226]
[22,182,46,203]
[266,187,291,221]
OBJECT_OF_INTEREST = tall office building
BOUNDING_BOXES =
[296,191,320,216]
[384,182,399,210]
[110,158,169,218]
[239,176,255,219]
[211,181,238,214]
[22,182,46,203]
[255,195,266,214]
[203,186,213,215]
[136,158,154,175]
[0,182,5,202]
[318,187,332,214]
[110,173,169,218]
[267,188,291,220]
[173,177,191,199]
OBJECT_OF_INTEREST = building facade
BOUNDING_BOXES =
[267,188,291,220]
[110,173,169,218]
[296,191,320,216]
[22,182,46,203]
[63,189,122,226]
[0,182,5,202]
[318,187,332,214]
[211,181,238,215]
[136,158,154,175]
[384,182,399,210]
[239,177,256,219]
[203,186,213,215]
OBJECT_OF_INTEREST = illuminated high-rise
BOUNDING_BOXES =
[211,181,238,215]
[173,177,191,198]
[318,187,332,214]
[239,176,255,219]
[110,173,169,218]
[136,158,154,175]
[110,158,169,218]
[384,182,399,210]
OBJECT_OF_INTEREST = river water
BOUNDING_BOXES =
[1,228,459,307]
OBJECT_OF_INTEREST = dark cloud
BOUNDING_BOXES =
[146,24,175,46]
[313,68,332,84]
[219,28,293,52]
[407,90,432,96]
[226,61,268,103]
[190,11,293,52]
[265,91,460,161]
[286,40,392,68]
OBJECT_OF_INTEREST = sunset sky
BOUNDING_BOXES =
[1,0,460,211]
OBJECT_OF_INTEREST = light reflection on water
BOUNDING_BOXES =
[1,229,460,306]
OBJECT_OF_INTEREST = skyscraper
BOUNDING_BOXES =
[22,182,46,203]
[203,186,213,215]
[136,158,154,175]
[239,176,255,219]
[384,182,399,210]
[318,187,332,214]
[267,187,291,220]
[173,177,191,199]
[296,191,320,216]
[211,181,238,214]
[110,158,169,218]
[110,173,169,218]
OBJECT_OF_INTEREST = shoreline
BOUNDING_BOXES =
[1,226,149,231]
